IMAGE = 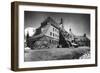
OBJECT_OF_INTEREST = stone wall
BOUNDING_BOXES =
[29,36,59,49]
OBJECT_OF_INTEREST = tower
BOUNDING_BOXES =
[60,18,64,29]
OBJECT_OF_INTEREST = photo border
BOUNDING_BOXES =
[11,1,98,71]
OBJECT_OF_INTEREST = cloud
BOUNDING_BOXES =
[25,27,36,37]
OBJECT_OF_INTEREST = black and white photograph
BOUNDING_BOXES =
[11,2,97,71]
[24,11,91,62]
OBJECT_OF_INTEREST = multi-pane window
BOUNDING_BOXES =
[55,29,56,31]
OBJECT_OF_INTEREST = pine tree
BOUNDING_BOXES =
[26,31,29,47]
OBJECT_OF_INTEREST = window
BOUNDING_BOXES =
[53,28,54,31]
[53,33,54,37]
[50,40,52,43]
[55,34,58,38]
[50,32,52,36]
[55,29,58,33]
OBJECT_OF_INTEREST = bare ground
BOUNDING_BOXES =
[24,46,90,62]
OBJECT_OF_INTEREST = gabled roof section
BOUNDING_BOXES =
[68,29,76,37]
[29,17,62,41]
[41,16,60,29]
[75,36,90,41]
[30,24,50,40]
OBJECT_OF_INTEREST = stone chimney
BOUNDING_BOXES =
[83,33,86,37]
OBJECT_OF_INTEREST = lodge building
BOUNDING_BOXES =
[26,17,90,49]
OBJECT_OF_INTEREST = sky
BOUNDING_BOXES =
[24,11,90,38]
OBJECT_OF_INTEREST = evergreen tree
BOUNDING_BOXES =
[26,31,29,47]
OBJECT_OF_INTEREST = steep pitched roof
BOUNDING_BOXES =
[68,29,76,37]
[29,17,60,40]
[75,36,90,41]
[41,16,60,29]
[29,24,50,40]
